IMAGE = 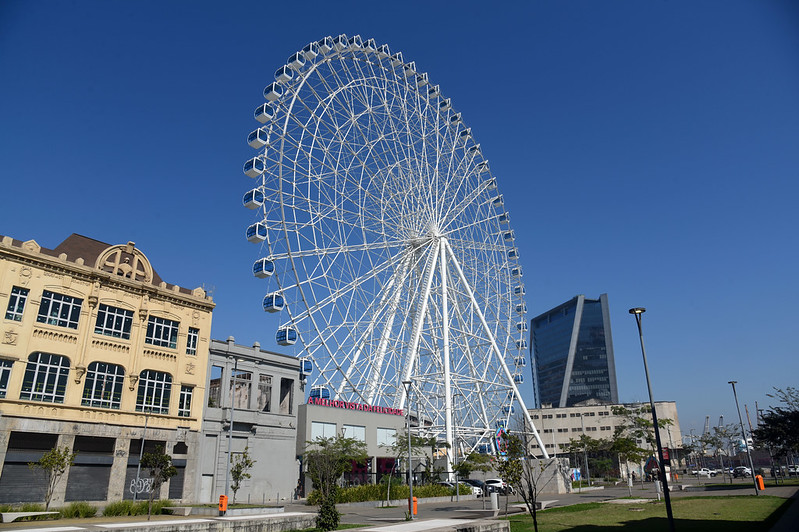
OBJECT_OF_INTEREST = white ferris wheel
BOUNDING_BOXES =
[241,34,548,459]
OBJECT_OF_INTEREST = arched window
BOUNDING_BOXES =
[136,369,172,414]
[20,352,70,403]
[81,361,125,409]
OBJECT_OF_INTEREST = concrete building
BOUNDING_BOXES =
[195,337,301,504]
[0,233,214,505]
[296,399,408,495]
[530,294,619,407]
[529,399,683,476]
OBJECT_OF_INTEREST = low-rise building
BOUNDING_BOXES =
[0,233,214,505]
[194,337,301,504]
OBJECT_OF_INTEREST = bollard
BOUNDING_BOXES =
[490,492,499,512]
[756,475,765,491]
[412,496,418,515]
[218,495,228,515]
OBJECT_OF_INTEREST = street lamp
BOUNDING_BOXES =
[402,380,414,520]
[729,381,759,495]
[629,307,675,532]
[579,414,590,486]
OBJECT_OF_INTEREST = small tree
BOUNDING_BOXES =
[230,446,256,504]
[28,445,77,510]
[304,435,368,531]
[753,387,799,460]
[140,445,177,520]
[453,451,493,479]
[495,431,524,516]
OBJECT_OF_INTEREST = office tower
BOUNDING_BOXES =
[531,294,618,407]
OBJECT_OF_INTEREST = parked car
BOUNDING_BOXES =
[788,465,799,476]
[733,466,752,478]
[461,478,486,497]
[696,468,717,477]
[485,478,514,495]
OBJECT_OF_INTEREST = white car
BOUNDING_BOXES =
[696,468,717,477]
[485,478,513,495]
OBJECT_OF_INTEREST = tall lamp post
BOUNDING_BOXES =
[729,380,759,495]
[629,307,675,532]
[402,380,414,520]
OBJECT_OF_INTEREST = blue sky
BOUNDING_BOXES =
[1,0,797,436]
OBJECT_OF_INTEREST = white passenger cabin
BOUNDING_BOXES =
[514,285,525,296]
[515,303,527,314]
[514,357,527,367]
[450,113,462,126]
[490,195,504,208]
[243,157,265,178]
[276,326,298,346]
[516,321,528,332]
[347,35,363,50]
[302,41,319,61]
[459,128,472,143]
[287,51,306,70]
[318,36,334,55]
[263,82,282,101]
[476,161,489,173]
[503,230,515,241]
[247,128,269,149]
[363,38,377,53]
[242,189,265,210]
[498,212,510,224]
[300,358,313,377]
[390,52,403,67]
[254,103,274,124]
[516,339,528,349]
[263,292,285,313]
[246,223,267,243]
[274,65,293,83]
[439,98,451,112]
[427,84,440,99]
[252,257,274,278]
[511,266,523,278]
[416,73,428,88]
[376,44,391,59]
[507,248,519,259]
[503,405,516,414]
[333,34,348,52]
[514,374,524,384]
[484,177,497,190]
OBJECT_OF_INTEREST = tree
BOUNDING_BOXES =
[140,445,177,520]
[700,424,738,483]
[453,451,493,479]
[611,405,672,482]
[230,446,256,504]
[304,435,368,531]
[28,445,77,510]
[381,429,429,505]
[495,431,524,516]
[753,387,799,460]
[507,420,571,532]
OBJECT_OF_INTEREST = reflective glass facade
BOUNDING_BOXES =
[531,294,618,407]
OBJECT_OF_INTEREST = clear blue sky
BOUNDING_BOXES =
[2,0,797,436]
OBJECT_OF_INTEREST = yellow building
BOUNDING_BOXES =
[0,233,214,505]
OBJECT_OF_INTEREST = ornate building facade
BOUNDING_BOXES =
[0,233,214,505]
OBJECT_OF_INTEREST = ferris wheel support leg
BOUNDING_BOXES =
[440,238,454,480]
[442,239,549,459]
[399,241,440,410]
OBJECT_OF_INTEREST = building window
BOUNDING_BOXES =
[5,286,29,321]
[178,385,193,417]
[145,316,179,348]
[343,424,366,442]
[37,290,82,329]
[311,421,337,440]
[257,375,272,412]
[543,428,553,433]
[81,361,124,409]
[231,369,252,409]
[135,369,172,414]
[280,378,294,415]
[377,427,396,447]
[186,327,199,355]
[208,365,222,407]
[20,352,70,403]
[94,304,133,339]
[0,359,13,398]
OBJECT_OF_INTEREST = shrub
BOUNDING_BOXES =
[316,495,339,531]
[102,499,172,516]
[59,501,97,518]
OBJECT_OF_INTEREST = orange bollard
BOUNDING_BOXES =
[756,475,765,490]
[219,494,228,513]
[413,496,418,515]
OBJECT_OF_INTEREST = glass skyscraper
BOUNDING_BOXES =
[530,294,618,407]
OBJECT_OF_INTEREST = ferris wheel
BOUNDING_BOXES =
[241,34,547,459]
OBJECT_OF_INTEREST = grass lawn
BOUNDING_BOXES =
[506,495,792,531]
